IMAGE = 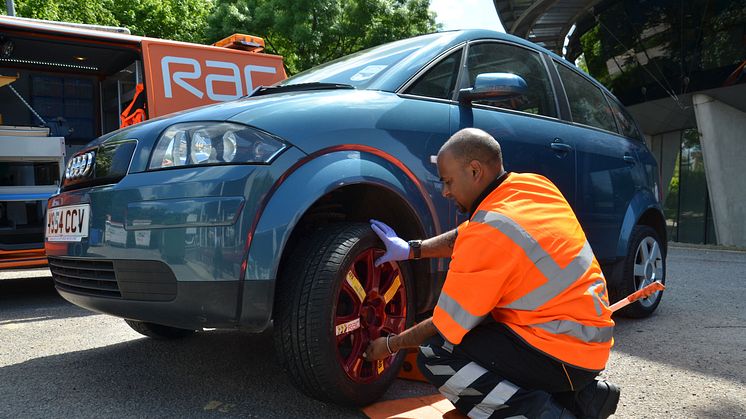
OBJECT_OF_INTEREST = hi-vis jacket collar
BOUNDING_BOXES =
[467,171,510,219]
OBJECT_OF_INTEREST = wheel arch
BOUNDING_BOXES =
[237,148,441,329]
[616,190,667,260]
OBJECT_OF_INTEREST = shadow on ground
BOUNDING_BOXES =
[0,329,365,418]
[0,277,95,323]
[610,247,746,385]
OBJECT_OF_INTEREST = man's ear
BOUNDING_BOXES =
[469,160,482,180]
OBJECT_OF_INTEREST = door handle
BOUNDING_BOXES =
[550,141,573,152]
[623,154,636,165]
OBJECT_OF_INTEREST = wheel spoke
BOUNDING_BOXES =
[374,359,385,378]
[382,272,402,304]
[648,241,659,265]
[654,266,664,280]
[342,330,366,374]
[344,271,367,303]
[335,317,362,341]
[639,240,650,263]
[366,251,381,292]
[634,263,646,277]
[383,314,406,333]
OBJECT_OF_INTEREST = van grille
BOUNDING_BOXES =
[48,257,120,298]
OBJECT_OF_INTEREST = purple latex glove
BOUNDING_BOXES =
[370,219,410,267]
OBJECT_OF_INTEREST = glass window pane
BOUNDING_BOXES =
[406,49,463,100]
[555,61,617,132]
[466,43,557,118]
[606,93,642,140]
[0,162,60,186]
[677,129,708,243]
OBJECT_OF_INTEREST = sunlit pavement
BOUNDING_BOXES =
[1,245,745,418]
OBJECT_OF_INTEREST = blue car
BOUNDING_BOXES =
[46,30,666,406]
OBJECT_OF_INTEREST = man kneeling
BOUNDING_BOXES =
[364,128,620,418]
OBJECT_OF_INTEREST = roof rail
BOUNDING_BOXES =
[0,16,131,34]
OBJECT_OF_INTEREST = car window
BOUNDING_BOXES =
[554,62,617,132]
[277,33,443,89]
[605,93,642,140]
[405,49,463,100]
[465,42,557,118]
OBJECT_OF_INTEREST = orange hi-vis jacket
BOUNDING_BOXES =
[433,172,614,371]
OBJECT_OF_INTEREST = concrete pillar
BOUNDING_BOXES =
[692,94,746,247]
[648,131,682,203]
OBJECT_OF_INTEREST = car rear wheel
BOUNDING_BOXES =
[273,223,414,406]
[614,225,666,318]
[124,319,195,339]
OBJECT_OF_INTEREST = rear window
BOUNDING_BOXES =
[554,61,617,132]
[606,93,643,140]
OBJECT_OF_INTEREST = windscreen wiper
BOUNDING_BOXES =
[247,82,354,98]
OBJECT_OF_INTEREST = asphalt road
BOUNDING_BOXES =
[1,245,745,418]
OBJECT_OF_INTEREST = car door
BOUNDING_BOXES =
[450,41,577,214]
[400,46,465,230]
[551,59,640,262]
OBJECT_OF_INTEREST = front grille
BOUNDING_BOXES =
[49,257,120,298]
[49,257,178,301]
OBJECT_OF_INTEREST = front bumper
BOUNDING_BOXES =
[46,148,304,330]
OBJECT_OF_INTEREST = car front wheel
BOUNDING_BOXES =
[273,223,414,406]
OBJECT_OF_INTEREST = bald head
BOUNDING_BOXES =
[436,128,505,214]
[438,128,503,170]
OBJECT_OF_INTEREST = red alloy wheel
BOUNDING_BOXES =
[334,248,408,383]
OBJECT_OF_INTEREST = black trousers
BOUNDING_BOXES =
[417,322,599,418]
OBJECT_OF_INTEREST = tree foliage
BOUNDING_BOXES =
[206,0,440,74]
[11,0,214,44]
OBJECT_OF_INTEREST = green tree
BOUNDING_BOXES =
[206,0,440,74]
[12,0,118,26]
[11,0,214,43]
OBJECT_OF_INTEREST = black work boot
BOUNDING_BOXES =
[574,379,620,419]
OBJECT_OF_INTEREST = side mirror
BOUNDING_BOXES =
[458,73,528,104]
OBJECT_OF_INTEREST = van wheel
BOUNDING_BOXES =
[615,225,666,318]
[124,319,195,339]
[274,223,414,406]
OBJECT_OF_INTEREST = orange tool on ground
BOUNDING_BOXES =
[609,281,665,312]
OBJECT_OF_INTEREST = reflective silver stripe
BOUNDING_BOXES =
[471,210,594,311]
[425,364,457,376]
[437,292,486,332]
[468,380,520,419]
[439,362,488,403]
[442,341,454,353]
[460,388,484,397]
[420,345,436,359]
[532,320,614,343]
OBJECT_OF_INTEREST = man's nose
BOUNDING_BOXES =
[441,186,450,199]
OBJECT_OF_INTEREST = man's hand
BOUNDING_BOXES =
[370,219,410,267]
[363,336,394,361]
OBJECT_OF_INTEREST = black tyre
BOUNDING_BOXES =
[614,225,666,318]
[124,319,195,339]
[273,223,415,406]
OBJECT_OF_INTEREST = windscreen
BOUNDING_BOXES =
[278,33,443,89]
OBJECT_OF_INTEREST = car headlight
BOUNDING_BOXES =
[148,122,287,170]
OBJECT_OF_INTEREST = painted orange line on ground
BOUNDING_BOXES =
[362,394,466,419]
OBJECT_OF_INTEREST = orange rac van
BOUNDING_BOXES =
[0,16,286,269]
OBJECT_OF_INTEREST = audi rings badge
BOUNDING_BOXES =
[65,151,95,180]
